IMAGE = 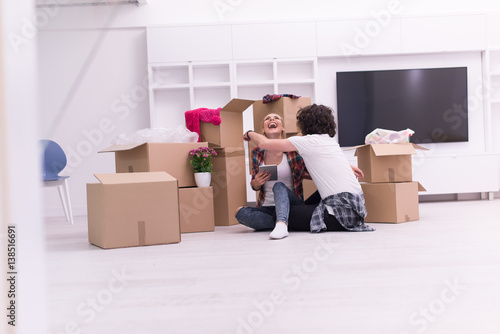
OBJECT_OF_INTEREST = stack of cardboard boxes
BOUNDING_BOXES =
[86,96,312,249]
[87,141,216,249]
[352,143,428,223]
[199,99,254,226]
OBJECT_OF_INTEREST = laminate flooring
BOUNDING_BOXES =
[45,199,500,334]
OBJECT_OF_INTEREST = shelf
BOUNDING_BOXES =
[235,62,274,82]
[192,63,230,85]
[235,80,275,87]
[150,66,189,85]
[192,82,231,88]
[151,83,191,90]
[236,85,274,100]
[277,79,316,85]
[277,61,315,81]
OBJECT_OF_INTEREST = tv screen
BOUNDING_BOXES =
[336,67,468,147]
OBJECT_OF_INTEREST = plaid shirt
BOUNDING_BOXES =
[310,192,375,233]
[251,147,305,208]
[262,94,300,104]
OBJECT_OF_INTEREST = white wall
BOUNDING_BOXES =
[38,28,150,215]
[37,2,500,216]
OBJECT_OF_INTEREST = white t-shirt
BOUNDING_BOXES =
[288,134,362,198]
[262,153,293,206]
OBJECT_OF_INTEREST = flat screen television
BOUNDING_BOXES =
[336,67,468,147]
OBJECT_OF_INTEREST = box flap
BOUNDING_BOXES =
[220,98,255,113]
[94,172,176,184]
[411,143,429,151]
[350,143,428,156]
[98,142,146,153]
[369,143,418,156]
[417,182,426,192]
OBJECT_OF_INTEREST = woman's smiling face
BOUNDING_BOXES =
[262,113,285,137]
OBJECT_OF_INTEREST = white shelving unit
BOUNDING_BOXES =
[148,58,317,130]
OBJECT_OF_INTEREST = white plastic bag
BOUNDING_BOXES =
[111,126,199,145]
[365,128,414,144]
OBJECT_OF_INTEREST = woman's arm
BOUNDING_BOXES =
[244,131,297,152]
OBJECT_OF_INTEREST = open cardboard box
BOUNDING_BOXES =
[87,172,180,249]
[361,181,426,223]
[348,143,428,183]
[179,186,215,233]
[99,142,207,187]
[253,97,311,134]
[200,99,254,148]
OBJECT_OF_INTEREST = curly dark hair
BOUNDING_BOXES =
[296,104,337,137]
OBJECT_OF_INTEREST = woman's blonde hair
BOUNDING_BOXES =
[261,113,285,138]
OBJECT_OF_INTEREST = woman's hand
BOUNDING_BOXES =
[351,165,364,180]
[251,171,271,190]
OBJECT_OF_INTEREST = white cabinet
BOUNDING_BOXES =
[413,153,499,195]
[316,19,402,57]
[231,22,317,59]
[401,15,487,54]
[485,48,500,153]
[146,25,232,63]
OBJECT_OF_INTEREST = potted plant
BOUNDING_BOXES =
[189,146,217,187]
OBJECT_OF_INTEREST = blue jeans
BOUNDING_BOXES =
[235,182,303,230]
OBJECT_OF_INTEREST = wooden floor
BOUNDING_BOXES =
[45,199,500,334]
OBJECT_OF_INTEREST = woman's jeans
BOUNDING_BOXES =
[235,182,303,230]
[235,185,347,232]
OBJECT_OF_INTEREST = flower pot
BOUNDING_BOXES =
[194,172,211,187]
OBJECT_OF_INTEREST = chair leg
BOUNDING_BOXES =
[57,185,70,223]
[57,179,74,224]
[63,178,74,224]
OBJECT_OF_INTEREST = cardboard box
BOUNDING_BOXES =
[352,143,428,183]
[361,181,426,223]
[87,172,180,249]
[99,142,207,187]
[253,97,311,134]
[179,187,215,233]
[211,147,247,226]
[303,179,318,200]
[200,99,255,148]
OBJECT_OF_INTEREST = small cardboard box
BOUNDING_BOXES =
[361,181,426,223]
[352,143,428,183]
[253,97,311,134]
[211,147,247,226]
[87,172,180,249]
[99,142,207,187]
[179,187,215,233]
[200,99,255,148]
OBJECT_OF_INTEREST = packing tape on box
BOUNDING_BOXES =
[138,221,146,245]
[388,168,395,182]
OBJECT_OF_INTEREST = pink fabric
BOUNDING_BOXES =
[185,107,222,142]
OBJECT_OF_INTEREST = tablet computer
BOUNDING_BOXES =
[259,164,278,181]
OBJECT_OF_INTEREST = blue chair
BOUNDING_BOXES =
[41,140,74,224]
